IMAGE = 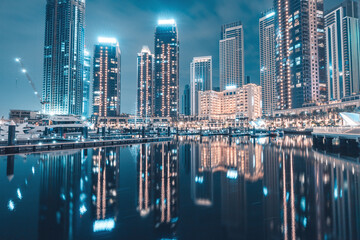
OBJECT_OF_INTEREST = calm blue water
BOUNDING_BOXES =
[0,136,359,240]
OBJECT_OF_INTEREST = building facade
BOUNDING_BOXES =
[9,110,38,123]
[83,49,91,118]
[199,84,262,121]
[275,0,327,109]
[92,37,121,117]
[154,19,180,119]
[137,46,154,118]
[219,21,244,91]
[42,0,85,115]
[259,10,276,116]
[190,56,212,116]
[182,84,191,116]
[325,0,360,101]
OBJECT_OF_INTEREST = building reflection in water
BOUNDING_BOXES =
[91,147,120,233]
[312,150,360,240]
[182,135,360,240]
[137,144,152,217]
[191,140,213,207]
[275,136,360,240]
[153,142,179,238]
[37,147,120,239]
[14,136,358,239]
[192,137,265,239]
[38,150,83,240]
[6,155,15,181]
[136,142,179,238]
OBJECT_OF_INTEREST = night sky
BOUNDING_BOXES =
[0,0,342,117]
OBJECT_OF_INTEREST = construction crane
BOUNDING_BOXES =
[15,58,49,106]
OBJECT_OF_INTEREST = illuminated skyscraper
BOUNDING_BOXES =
[137,46,154,117]
[190,56,212,116]
[92,37,121,117]
[275,0,326,109]
[325,0,360,100]
[259,10,276,116]
[83,49,91,118]
[219,21,244,91]
[42,0,85,115]
[154,19,179,119]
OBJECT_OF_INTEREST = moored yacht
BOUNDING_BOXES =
[0,115,87,140]
[30,115,87,136]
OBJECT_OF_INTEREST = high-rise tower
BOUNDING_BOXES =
[259,10,276,116]
[42,0,85,115]
[137,46,154,118]
[154,19,179,119]
[92,37,121,117]
[83,48,91,118]
[275,0,326,109]
[190,56,212,116]
[325,0,360,100]
[219,21,244,91]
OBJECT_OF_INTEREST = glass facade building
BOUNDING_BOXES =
[259,10,276,116]
[275,0,326,109]
[92,38,121,117]
[325,0,360,101]
[182,84,191,116]
[42,0,86,115]
[190,56,212,116]
[83,49,91,118]
[154,19,179,119]
[219,21,244,91]
[137,46,154,118]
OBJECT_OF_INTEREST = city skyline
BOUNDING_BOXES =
[1,1,360,239]
[0,0,350,117]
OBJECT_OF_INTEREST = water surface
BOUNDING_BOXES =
[0,136,359,240]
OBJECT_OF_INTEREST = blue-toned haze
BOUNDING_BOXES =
[0,0,341,117]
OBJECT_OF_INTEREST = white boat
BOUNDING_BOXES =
[0,122,41,140]
[31,115,86,134]
[0,116,87,140]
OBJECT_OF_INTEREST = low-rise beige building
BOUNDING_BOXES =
[199,84,262,121]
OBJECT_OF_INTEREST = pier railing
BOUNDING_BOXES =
[313,127,355,134]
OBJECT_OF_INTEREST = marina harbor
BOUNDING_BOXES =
[2,0,360,239]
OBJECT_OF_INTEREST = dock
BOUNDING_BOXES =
[312,127,360,156]
[0,136,173,155]
[312,127,360,140]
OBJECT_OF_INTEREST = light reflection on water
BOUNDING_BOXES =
[0,136,359,240]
